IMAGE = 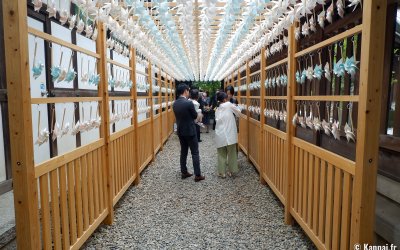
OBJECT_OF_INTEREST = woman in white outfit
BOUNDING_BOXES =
[215,91,242,178]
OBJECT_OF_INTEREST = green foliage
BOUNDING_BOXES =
[192,81,222,94]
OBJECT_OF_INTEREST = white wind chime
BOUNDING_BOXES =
[32,0,361,81]
[218,0,362,81]
[35,102,102,146]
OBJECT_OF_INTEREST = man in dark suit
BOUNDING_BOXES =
[173,84,205,182]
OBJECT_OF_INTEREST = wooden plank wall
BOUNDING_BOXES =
[234,1,387,249]
[3,2,176,248]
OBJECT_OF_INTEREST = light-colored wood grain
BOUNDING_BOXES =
[332,168,343,250]
[295,25,363,58]
[292,137,355,175]
[319,160,327,241]
[307,153,314,226]
[35,139,105,178]
[67,162,77,245]
[92,150,100,218]
[341,173,352,250]
[87,151,94,225]
[107,58,132,71]
[3,2,41,248]
[59,165,70,249]
[293,95,359,102]
[351,0,387,245]
[28,27,100,59]
[285,24,296,224]
[312,156,320,233]
[31,97,102,104]
[50,170,62,249]
[266,58,288,70]
[74,158,83,237]
[39,174,52,250]
[81,155,89,230]
[325,163,334,249]
[70,209,108,250]
[97,22,114,224]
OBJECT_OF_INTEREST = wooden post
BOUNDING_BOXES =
[148,60,155,160]
[259,48,267,185]
[237,69,241,100]
[285,24,297,225]
[158,68,163,150]
[3,1,41,249]
[246,61,251,161]
[131,48,140,186]
[165,74,169,137]
[351,0,387,245]
[97,22,114,225]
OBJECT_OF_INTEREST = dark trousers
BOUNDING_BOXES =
[178,135,201,176]
[196,124,201,141]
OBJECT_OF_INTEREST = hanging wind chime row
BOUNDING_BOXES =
[35,103,102,146]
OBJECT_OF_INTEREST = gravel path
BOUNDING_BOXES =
[83,131,315,249]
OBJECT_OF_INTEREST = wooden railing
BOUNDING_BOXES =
[3,2,176,247]
[229,2,387,248]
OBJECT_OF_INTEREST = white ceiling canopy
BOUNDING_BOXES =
[42,0,361,81]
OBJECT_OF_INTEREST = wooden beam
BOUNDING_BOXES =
[97,22,114,225]
[246,61,251,162]
[350,0,387,245]
[285,24,297,225]
[2,1,41,249]
[131,48,140,186]
[259,47,267,185]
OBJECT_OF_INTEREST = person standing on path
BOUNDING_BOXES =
[173,84,205,182]
[214,91,241,178]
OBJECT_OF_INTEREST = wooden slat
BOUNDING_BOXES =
[98,148,105,211]
[35,139,105,178]
[109,96,134,101]
[307,153,314,226]
[295,25,363,58]
[59,165,70,249]
[67,162,77,245]
[289,208,326,250]
[325,163,334,249]
[39,174,52,250]
[74,158,83,237]
[87,152,94,224]
[294,146,299,212]
[312,156,320,233]
[92,149,100,218]
[293,95,359,102]
[31,97,102,104]
[302,150,308,220]
[292,137,355,175]
[266,58,288,70]
[50,170,62,249]
[107,58,132,71]
[341,173,352,250]
[299,148,304,216]
[81,155,89,230]
[70,209,108,250]
[264,96,288,100]
[264,125,287,140]
[332,168,343,250]
[28,27,100,58]
[318,160,327,241]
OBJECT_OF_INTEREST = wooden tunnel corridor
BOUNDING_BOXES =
[2,0,399,249]
[82,131,314,249]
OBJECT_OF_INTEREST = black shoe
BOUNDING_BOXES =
[198,140,202,142]
[194,175,205,182]
[181,172,193,179]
